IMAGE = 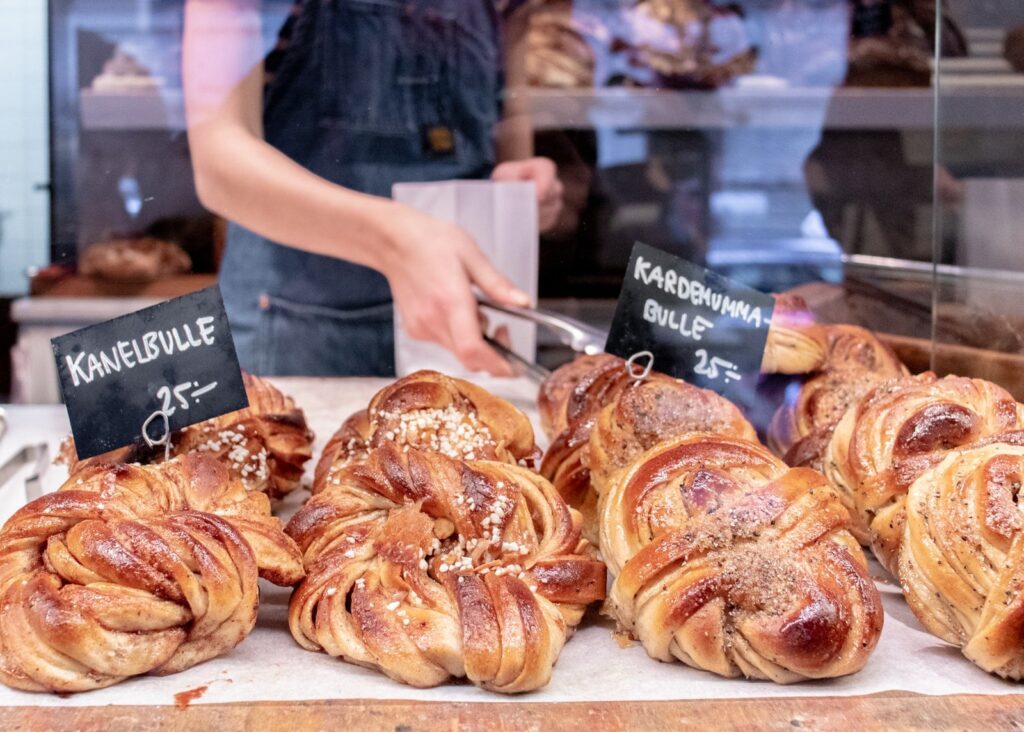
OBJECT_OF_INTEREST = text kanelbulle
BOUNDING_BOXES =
[65,316,217,387]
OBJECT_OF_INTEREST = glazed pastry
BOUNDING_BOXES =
[599,434,883,683]
[537,353,621,440]
[539,356,638,538]
[760,294,827,376]
[824,373,1024,571]
[313,370,538,495]
[615,0,756,89]
[287,444,605,693]
[59,372,314,500]
[173,372,314,498]
[313,408,371,492]
[540,356,756,543]
[526,1,595,88]
[583,375,756,543]
[54,370,313,499]
[899,439,1024,679]
[0,454,304,692]
[768,324,908,467]
[588,376,758,489]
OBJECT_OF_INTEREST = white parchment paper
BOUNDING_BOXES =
[0,377,1018,706]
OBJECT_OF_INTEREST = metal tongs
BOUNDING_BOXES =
[478,297,607,381]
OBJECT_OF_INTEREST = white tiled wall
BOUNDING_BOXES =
[0,0,49,296]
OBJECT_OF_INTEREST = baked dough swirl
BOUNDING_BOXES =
[287,444,606,693]
[539,356,756,543]
[599,434,883,683]
[824,373,1024,572]
[60,372,314,500]
[314,370,538,495]
[760,293,827,376]
[538,356,635,536]
[537,353,624,440]
[768,324,908,467]
[174,372,314,498]
[588,376,758,490]
[899,440,1024,679]
[0,454,304,692]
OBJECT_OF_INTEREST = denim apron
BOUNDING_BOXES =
[220,0,503,376]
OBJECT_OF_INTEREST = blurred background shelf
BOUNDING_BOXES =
[79,87,182,131]
[80,85,1024,133]
[524,85,1024,132]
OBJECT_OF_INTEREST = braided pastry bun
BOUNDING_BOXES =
[0,454,304,692]
[824,373,1024,572]
[313,409,371,491]
[768,325,907,465]
[599,434,883,683]
[313,370,538,495]
[589,377,758,488]
[537,354,622,439]
[59,373,313,500]
[760,294,827,375]
[287,444,606,693]
[539,356,657,539]
[899,439,1024,679]
[568,376,756,544]
[173,372,314,498]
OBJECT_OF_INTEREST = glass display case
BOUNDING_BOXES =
[0,0,1021,400]
[4,2,1024,724]
[529,0,1024,387]
[929,0,1024,395]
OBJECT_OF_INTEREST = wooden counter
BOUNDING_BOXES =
[5,693,1024,731]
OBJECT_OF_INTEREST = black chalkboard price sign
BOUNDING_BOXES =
[605,242,775,409]
[51,285,249,460]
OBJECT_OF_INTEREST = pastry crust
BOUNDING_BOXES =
[313,370,538,495]
[540,356,756,543]
[598,433,883,683]
[526,2,594,88]
[174,372,314,499]
[773,336,1024,678]
[60,373,314,500]
[539,355,637,542]
[0,454,303,692]
[287,444,605,693]
[768,324,908,466]
[823,373,1024,571]
[79,237,191,283]
[899,440,1024,679]
[760,293,828,376]
[537,353,620,440]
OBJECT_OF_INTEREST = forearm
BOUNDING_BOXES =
[183,0,403,273]
[190,122,400,272]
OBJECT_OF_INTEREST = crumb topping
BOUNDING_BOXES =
[195,428,270,489]
[376,405,496,462]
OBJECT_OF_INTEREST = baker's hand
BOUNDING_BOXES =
[378,204,528,376]
[491,157,564,233]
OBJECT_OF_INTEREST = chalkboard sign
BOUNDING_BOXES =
[51,285,249,459]
[605,243,775,409]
